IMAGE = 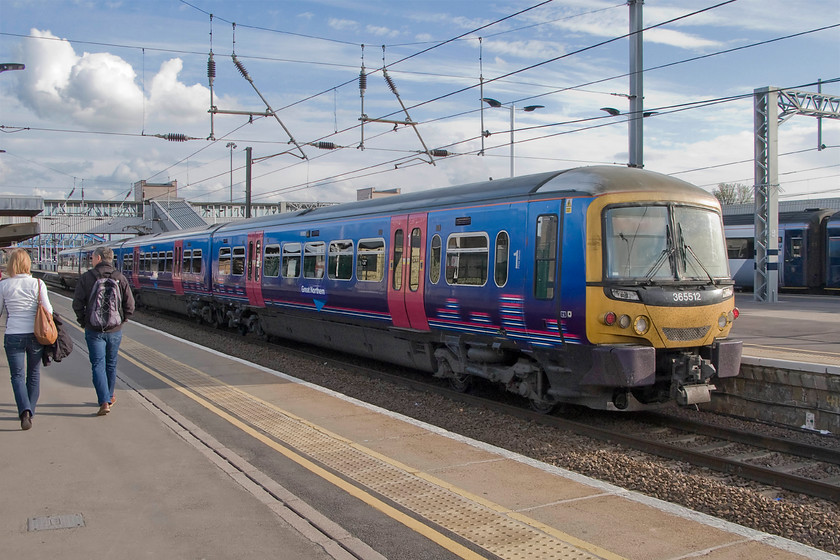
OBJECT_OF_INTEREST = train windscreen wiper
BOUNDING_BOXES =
[644,224,673,280]
[677,224,716,285]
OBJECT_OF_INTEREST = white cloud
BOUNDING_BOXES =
[328,18,358,31]
[366,25,400,38]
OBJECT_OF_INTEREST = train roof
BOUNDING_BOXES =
[722,208,835,227]
[213,165,712,234]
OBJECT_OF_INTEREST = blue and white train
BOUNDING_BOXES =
[58,166,742,411]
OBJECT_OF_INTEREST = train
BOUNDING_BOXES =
[57,166,742,412]
[724,209,840,292]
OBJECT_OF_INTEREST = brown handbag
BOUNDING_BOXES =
[34,280,58,345]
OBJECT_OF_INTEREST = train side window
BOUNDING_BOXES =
[304,242,325,279]
[232,246,246,276]
[328,240,354,280]
[151,252,159,272]
[409,228,422,292]
[356,238,385,282]
[726,238,753,259]
[219,247,232,275]
[392,229,404,290]
[264,244,281,278]
[445,233,489,286]
[165,251,173,272]
[535,215,557,299]
[282,243,301,278]
[182,250,192,274]
[495,231,509,287]
[145,253,151,272]
[429,234,441,284]
[192,249,202,275]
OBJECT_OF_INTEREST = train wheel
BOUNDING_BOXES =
[449,373,472,393]
[529,398,556,414]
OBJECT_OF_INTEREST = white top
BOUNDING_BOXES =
[0,274,54,335]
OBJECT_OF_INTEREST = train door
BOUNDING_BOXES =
[783,229,806,288]
[525,202,563,345]
[246,231,265,307]
[172,240,184,295]
[131,247,141,289]
[387,214,430,330]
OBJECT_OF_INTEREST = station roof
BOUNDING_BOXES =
[0,195,43,217]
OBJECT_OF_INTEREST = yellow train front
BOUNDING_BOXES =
[579,174,741,410]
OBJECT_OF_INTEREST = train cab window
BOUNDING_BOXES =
[445,233,489,286]
[357,238,385,282]
[264,244,281,278]
[726,238,753,259]
[232,246,246,276]
[219,247,232,275]
[495,231,510,287]
[392,230,404,290]
[409,228,422,292]
[328,240,353,280]
[535,215,557,299]
[192,250,202,275]
[182,250,192,274]
[429,234,442,284]
[282,243,301,278]
[303,242,325,279]
[165,251,173,272]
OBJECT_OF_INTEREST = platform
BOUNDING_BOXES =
[0,294,832,559]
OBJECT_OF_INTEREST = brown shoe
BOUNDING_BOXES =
[110,395,116,405]
[20,410,32,430]
[97,403,111,416]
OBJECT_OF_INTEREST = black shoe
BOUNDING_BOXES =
[20,411,32,431]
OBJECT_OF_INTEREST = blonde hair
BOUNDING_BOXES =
[7,248,32,276]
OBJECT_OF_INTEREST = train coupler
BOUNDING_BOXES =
[670,352,717,405]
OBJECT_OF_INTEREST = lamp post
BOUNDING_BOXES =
[225,142,237,204]
[481,97,544,177]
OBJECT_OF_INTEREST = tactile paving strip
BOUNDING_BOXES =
[121,339,611,560]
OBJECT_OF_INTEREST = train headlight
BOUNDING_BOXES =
[633,315,650,335]
[618,314,631,329]
[610,288,640,301]
[718,313,728,329]
[721,286,733,299]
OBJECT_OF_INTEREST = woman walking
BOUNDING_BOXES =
[0,249,53,430]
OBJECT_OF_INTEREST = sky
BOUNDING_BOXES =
[0,0,838,206]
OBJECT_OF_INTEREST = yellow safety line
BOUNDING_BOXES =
[118,350,488,560]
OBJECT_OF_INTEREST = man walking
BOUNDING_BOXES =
[72,246,135,416]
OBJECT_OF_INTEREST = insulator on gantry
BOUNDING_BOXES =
[316,141,337,150]
[232,55,250,79]
[359,70,367,92]
[430,149,450,157]
[163,133,188,142]
[207,55,216,79]
[383,71,398,95]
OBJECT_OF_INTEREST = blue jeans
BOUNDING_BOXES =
[85,329,122,406]
[5,333,44,418]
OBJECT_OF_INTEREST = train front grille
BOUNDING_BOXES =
[662,325,710,341]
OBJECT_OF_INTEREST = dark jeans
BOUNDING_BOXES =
[5,333,43,418]
[85,329,122,406]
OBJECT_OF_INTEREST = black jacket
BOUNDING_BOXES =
[42,312,74,366]
[72,262,136,332]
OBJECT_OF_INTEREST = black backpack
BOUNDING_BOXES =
[87,270,123,331]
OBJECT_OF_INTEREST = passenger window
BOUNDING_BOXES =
[495,231,509,287]
[182,250,192,274]
[392,229,404,290]
[328,240,354,280]
[192,249,203,275]
[535,215,557,299]
[264,244,281,278]
[151,252,159,272]
[232,246,246,276]
[356,238,385,282]
[166,251,173,272]
[445,233,489,286]
[409,228,422,292]
[219,247,231,275]
[282,243,301,278]
[429,234,441,284]
[303,242,325,279]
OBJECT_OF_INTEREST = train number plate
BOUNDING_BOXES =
[673,291,701,303]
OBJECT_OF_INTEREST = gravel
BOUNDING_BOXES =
[131,308,840,556]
